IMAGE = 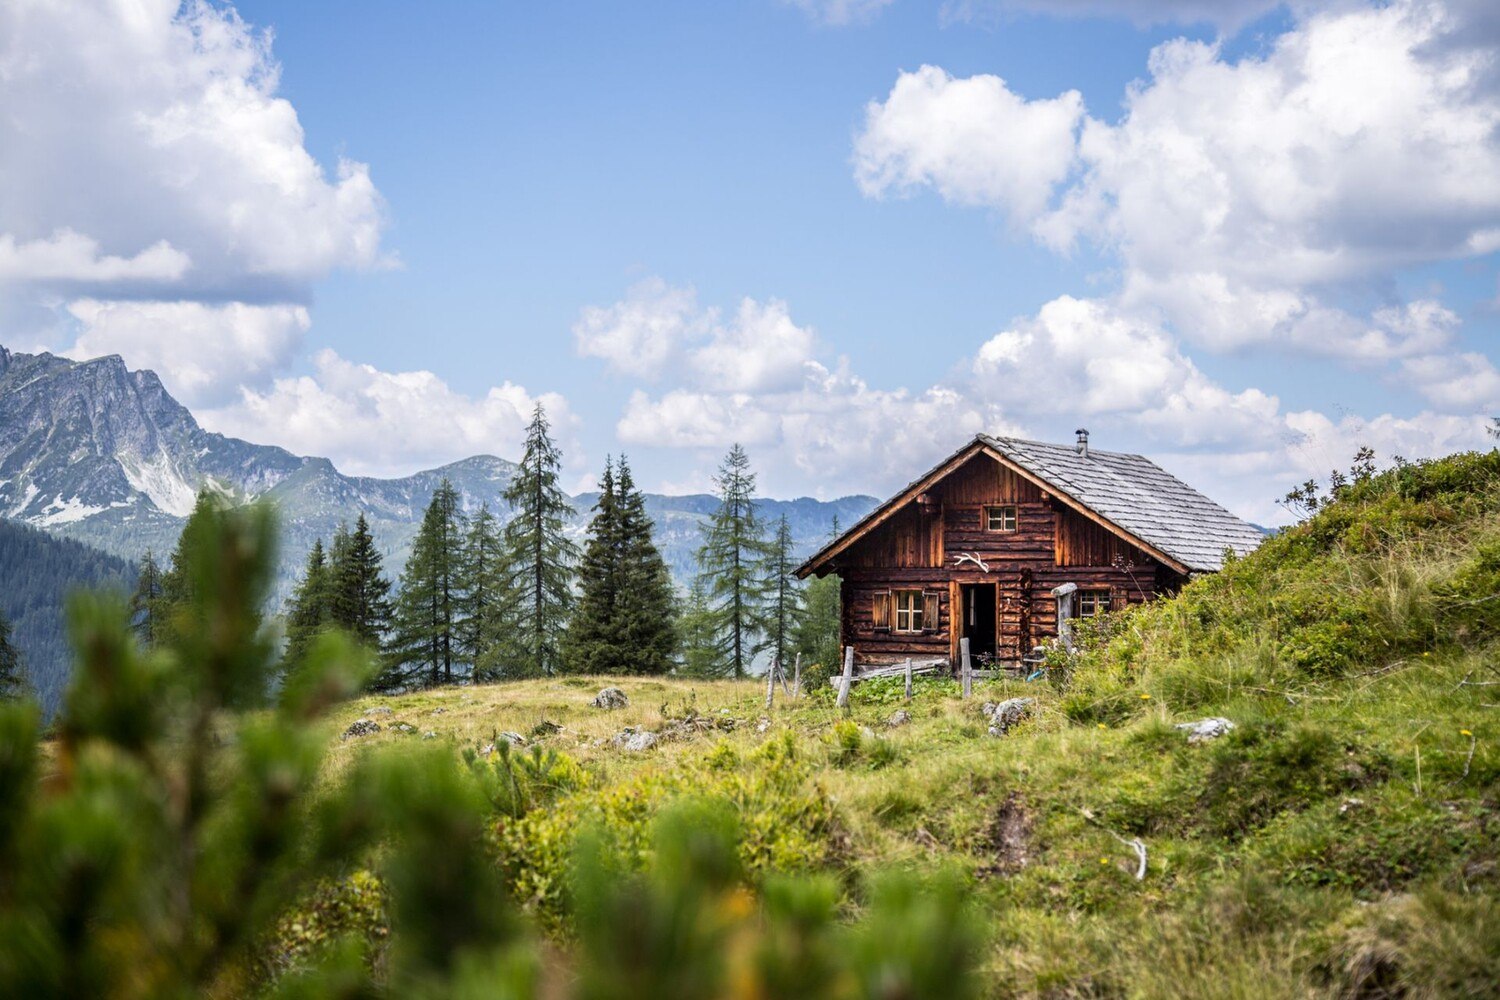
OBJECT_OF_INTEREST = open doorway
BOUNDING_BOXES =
[959,583,997,662]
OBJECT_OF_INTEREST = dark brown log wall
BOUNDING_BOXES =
[831,452,1184,666]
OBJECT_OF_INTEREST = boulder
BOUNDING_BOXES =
[985,698,1035,737]
[888,709,913,727]
[366,706,393,717]
[593,687,629,710]
[499,731,527,746]
[341,719,381,740]
[1175,717,1235,744]
[391,722,416,734]
[422,731,438,740]
[611,727,659,752]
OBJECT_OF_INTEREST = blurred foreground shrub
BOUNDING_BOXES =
[0,503,976,998]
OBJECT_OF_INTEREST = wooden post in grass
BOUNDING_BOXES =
[778,657,792,697]
[765,658,777,711]
[904,657,914,701]
[836,646,855,715]
[791,652,802,700]
[961,637,972,698]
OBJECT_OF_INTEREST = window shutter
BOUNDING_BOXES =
[922,590,940,633]
[871,590,891,631]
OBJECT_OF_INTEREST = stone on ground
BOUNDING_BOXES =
[592,687,629,709]
[1175,717,1235,743]
[341,719,381,740]
[984,698,1035,737]
[611,727,658,752]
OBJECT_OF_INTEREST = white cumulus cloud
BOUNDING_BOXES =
[201,350,572,479]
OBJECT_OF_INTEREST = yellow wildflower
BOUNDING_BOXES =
[1461,729,1474,737]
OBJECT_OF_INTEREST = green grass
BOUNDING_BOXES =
[298,451,1500,997]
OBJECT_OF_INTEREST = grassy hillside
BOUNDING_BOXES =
[304,450,1500,997]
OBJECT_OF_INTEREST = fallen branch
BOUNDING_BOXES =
[1079,808,1147,881]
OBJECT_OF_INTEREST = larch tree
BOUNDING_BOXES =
[693,444,771,678]
[794,515,842,677]
[501,404,578,678]
[329,514,393,647]
[459,503,510,679]
[760,513,800,676]
[129,548,166,646]
[282,538,332,672]
[385,480,465,688]
[676,577,720,678]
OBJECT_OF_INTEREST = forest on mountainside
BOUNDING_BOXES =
[0,518,134,713]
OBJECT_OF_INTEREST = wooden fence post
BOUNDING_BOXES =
[836,646,855,715]
[765,658,777,711]
[960,637,972,698]
[904,657,914,701]
[791,652,802,699]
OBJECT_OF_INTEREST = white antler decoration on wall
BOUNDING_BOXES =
[954,552,991,573]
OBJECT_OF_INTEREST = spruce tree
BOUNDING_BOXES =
[0,607,23,700]
[761,514,800,674]
[162,488,224,611]
[385,480,465,688]
[693,444,771,678]
[330,514,393,646]
[500,405,578,678]
[129,548,166,646]
[282,538,332,671]
[612,457,676,675]
[562,458,622,675]
[459,503,510,679]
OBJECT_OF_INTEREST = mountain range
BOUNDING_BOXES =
[0,346,877,601]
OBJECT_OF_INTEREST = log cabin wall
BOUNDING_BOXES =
[833,452,1185,667]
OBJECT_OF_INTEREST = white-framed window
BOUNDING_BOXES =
[894,589,924,632]
[1078,590,1112,617]
[985,504,1018,532]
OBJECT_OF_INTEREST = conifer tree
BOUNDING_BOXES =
[761,513,801,674]
[676,577,721,678]
[612,458,677,674]
[129,548,166,646]
[0,608,23,700]
[161,488,223,611]
[794,516,843,677]
[562,458,676,675]
[385,480,465,688]
[500,405,578,677]
[329,514,393,646]
[459,503,510,678]
[282,538,332,671]
[562,458,622,675]
[693,444,771,678]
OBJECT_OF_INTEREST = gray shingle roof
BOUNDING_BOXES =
[979,434,1265,572]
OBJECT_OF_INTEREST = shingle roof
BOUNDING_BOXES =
[795,434,1265,577]
[978,434,1265,572]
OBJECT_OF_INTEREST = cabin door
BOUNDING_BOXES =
[959,583,997,664]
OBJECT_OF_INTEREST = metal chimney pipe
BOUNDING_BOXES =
[1075,428,1089,458]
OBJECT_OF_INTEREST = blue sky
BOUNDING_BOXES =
[3,0,1498,523]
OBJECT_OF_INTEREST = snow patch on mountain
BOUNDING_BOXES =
[119,450,198,517]
[36,495,105,526]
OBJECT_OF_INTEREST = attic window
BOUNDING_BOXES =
[1078,590,1112,618]
[985,505,1018,532]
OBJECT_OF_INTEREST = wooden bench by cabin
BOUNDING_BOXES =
[795,431,1265,677]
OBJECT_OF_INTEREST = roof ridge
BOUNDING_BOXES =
[979,432,1139,460]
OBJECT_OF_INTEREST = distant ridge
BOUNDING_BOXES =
[0,346,877,598]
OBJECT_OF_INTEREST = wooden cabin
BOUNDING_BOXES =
[795,431,1265,673]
